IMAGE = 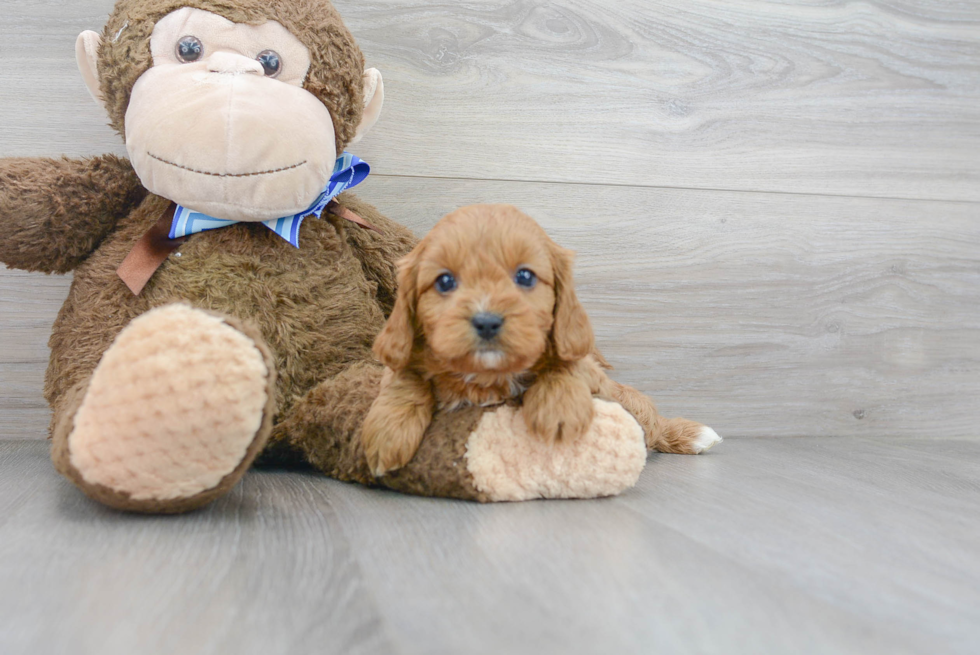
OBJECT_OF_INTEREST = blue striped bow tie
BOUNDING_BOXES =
[169,153,370,248]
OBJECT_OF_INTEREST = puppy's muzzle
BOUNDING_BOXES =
[471,312,504,341]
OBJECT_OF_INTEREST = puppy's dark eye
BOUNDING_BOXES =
[256,50,282,77]
[176,36,203,63]
[435,273,458,294]
[515,268,537,289]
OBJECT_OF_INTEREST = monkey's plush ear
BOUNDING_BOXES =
[76,31,105,111]
[373,248,419,370]
[350,69,385,145]
[550,244,595,362]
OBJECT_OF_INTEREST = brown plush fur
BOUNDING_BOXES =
[0,144,502,508]
[0,0,514,511]
[362,204,701,476]
[270,361,487,500]
[1,0,711,511]
[0,156,146,273]
[98,0,365,154]
[21,175,439,507]
[40,191,414,421]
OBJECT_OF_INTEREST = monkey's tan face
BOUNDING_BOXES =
[125,8,337,222]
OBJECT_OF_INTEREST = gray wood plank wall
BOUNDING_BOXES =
[1,0,978,440]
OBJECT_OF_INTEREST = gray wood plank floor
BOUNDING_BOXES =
[1,438,977,655]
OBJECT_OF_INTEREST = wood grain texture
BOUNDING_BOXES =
[343,0,980,200]
[0,1,123,157]
[1,437,978,655]
[623,435,980,655]
[0,441,394,655]
[3,176,979,440]
[2,0,979,200]
[0,269,71,441]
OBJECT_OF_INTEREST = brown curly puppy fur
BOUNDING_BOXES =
[362,205,712,476]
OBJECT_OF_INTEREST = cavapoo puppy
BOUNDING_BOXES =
[362,204,721,476]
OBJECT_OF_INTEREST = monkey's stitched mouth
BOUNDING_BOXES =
[149,153,308,178]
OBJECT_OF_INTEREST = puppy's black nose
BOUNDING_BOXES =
[471,312,504,341]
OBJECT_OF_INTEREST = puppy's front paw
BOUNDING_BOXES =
[361,404,430,477]
[523,373,595,443]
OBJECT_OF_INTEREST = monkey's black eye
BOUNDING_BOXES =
[256,50,282,77]
[515,268,537,289]
[176,36,203,63]
[435,273,458,295]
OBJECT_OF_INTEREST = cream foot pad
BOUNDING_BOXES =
[465,399,647,502]
[69,304,271,502]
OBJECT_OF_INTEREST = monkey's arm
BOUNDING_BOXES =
[0,155,147,274]
[336,193,418,317]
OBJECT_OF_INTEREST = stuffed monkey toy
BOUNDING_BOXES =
[0,0,718,513]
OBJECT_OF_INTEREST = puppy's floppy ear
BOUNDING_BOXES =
[374,248,420,370]
[550,243,595,361]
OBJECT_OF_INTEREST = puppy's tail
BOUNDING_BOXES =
[648,416,722,455]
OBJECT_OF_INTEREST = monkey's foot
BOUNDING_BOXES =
[463,399,648,502]
[61,304,275,513]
